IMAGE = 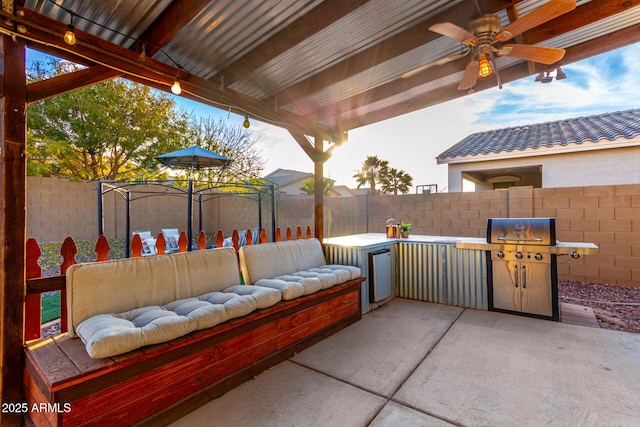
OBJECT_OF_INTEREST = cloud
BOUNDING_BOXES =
[477,44,640,127]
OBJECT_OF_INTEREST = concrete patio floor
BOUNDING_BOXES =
[169,298,640,427]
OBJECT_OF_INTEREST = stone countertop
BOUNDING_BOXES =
[323,233,599,256]
[322,233,472,248]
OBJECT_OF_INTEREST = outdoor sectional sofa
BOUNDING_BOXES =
[24,240,364,427]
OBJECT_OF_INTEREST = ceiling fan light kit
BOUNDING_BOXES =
[478,57,492,78]
[414,0,577,91]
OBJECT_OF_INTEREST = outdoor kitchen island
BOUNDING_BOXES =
[324,231,598,318]
[323,233,488,314]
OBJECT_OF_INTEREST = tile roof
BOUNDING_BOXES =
[263,169,313,187]
[437,108,640,160]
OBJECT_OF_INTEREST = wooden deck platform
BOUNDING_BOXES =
[24,279,363,427]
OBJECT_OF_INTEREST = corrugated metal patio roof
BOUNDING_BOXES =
[11,0,640,144]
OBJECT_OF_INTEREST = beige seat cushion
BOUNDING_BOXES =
[76,288,276,359]
[254,277,318,300]
[239,239,362,300]
[239,239,327,284]
[66,247,240,336]
[223,285,282,309]
[253,265,361,300]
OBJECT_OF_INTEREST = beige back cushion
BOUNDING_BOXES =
[239,238,326,284]
[66,247,239,335]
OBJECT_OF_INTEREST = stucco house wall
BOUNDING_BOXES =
[438,109,640,192]
[447,144,640,191]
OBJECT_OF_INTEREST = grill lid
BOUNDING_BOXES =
[487,218,556,246]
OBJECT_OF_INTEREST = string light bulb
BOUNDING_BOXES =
[171,76,182,95]
[243,114,250,128]
[63,13,76,46]
[478,57,492,78]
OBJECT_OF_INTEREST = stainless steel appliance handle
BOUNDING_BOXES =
[521,265,526,289]
[497,236,544,242]
[513,264,518,288]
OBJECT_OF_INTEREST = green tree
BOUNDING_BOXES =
[352,155,389,195]
[300,177,334,196]
[27,60,189,180]
[380,167,413,195]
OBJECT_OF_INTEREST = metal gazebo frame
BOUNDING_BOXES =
[97,178,276,257]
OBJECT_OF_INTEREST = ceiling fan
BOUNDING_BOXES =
[402,0,576,91]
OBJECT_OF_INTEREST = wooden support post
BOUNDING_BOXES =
[313,137,324,241]
[0,34,27,424]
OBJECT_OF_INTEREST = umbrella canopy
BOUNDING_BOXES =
[155,145,230,171]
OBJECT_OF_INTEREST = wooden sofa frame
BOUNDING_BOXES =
[25,279,363,426]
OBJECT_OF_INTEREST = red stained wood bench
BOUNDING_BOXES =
[24,279,362,426]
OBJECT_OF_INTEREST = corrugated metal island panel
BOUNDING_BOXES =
[325,240,487,313]
[396,242,487,310]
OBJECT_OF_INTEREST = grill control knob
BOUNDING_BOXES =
[535,253,543,260]
[515,252,523,260]
[496,251,504,258]
[570,251,581,259]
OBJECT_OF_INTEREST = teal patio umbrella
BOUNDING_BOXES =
[155,146,231,249]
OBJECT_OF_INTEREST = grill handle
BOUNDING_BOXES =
[513,264,518,288]
[497,236,544,242]
[521,265,526,289]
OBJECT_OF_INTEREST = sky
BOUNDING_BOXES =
[27,42,640,192]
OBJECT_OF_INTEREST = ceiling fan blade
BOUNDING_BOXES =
[501,44,566,65]
[401,52,467,79]
[429,22,477,45]
[435,51,467,65]
[458,60,479,91]
[495,0,576,42]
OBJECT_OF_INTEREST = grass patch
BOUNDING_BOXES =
[42,292,61,324]
[38,237,126,276]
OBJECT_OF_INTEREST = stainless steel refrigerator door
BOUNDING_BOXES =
[369,248,392,303]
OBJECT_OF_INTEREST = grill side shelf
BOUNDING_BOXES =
[456,240,599,255]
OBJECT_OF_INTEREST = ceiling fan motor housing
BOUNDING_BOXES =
[469,14,502,48]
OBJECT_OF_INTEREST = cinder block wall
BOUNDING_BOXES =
[26,178,640,287]
[277,185,640,287]
[27,177,97,242]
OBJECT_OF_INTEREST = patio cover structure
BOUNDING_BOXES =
[1,0,640,421]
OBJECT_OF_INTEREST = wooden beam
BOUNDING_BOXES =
[8,6,334,139]
[522,0,640,44]
[287,130,330,163]
[27,65,119,103]
[269,0,518,108]
[0,34,27,426]
[312,0,640,129]
[136,0,211,57]
[23,0,214,103]
[314,136,324,241]
[26,1,211,105]
[214,0,369,86]
[346,22,640,130]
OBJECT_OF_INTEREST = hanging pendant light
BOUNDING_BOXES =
[63,13,77,46]
[171,76,182,95]
[243,114,250,128]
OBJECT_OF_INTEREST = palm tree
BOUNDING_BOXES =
[353,156,389,195]
[300,177,335,196]
[380,167,413,195]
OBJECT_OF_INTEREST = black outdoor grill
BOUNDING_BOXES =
[457,217,599,321]
[486,218,562,321]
